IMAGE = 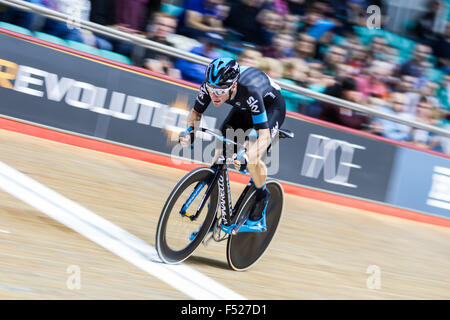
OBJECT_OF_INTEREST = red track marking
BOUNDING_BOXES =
[1,117,449,228]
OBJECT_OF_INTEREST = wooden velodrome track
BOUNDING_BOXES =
[0,128,449,300]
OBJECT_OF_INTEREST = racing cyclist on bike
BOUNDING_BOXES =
[180,57,286,227]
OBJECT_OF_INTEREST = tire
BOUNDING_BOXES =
[156,167,219,264]
[226,180,284,271]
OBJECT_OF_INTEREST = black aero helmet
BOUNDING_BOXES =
[205,57,240,87]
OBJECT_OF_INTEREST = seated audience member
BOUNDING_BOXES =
[2,0,48,30]
[224,0,266,45]
[433,22,450,73]
[355,60,392,100]
[287,0,307,16]
[412,0,445,43]
[43,0,112,50]
[263,32,296,59]
[272,0,290,15]
[400,43,432,78]
[115,0,155,32]
[257,9,284,47]
[411,96,442,150]
[283,58,309,85]
[322,45,347,77]
[258,58,302,113]
[283,13,301,34]
[345,0,367,27]
[437,74,450,112]
[143,12,181,79]
[368,35,388,62]
[319,77,369,130]
[174,32,222,84]
[177,0,228,39]
[89,0,115,26]
[370,92,414,141]
[258,57,283,80]
[282,58,327,116]
[299,7,336,42]
[237,48,262,68]
[295,33,317,61]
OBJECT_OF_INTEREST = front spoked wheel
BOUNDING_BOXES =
[226,180,284,271]
[156,167,219,264]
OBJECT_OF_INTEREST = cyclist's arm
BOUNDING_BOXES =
[187,108,202,128]
[180,84,210,146]
[180,108,201,146]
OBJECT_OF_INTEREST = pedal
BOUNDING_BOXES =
[202,231,214,247]
[221,223,236,235]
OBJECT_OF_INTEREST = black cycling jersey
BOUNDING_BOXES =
[193,66,285,131]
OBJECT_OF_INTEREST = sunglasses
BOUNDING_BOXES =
[206,83,233,96]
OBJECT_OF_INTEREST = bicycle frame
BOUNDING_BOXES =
[179,127,268,235]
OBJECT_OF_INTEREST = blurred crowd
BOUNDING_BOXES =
[1,0,449,153]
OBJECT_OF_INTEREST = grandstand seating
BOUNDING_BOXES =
[33,31,66,46]
[0,21,32,36]
[98,49,132,64]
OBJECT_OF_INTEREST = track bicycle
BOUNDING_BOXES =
[155,127,294,271]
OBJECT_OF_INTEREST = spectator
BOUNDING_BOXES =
[263,31,296,58]
[257,9,284,47]
[411,96,442,150]
[177,0,228,39]
[224,0,266,45]
[143,12,181,79]
[272,0,290,15]
[299,7,336,42]
[368,36,388,62]
[259,58,304,113]
[283,58,309,86]
[295,33,317,61]
[258,57,283,79]
[348,43,370,70]
[400,43,432,77]
[319,77,369,130]
[370,92,415,141]
[433,21,450,72]
[2,0,48,30]
[237,48,262,68]
[322,45,347,77]
[345,0,367,27]
[413,0,447,44]
[421,80,441,109]
[286,0,307,16]
[89,0,115,26]
[307,61,334,88]
[384,45,402,69]
[43,0,112,50]
[174,32,222,84]
[437,74,450,112]
[282,58,328,116]
[355,60,393,100]
[115,0,156,32]
[283,13,301,34]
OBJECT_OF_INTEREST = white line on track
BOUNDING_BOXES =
[0,161,245,300]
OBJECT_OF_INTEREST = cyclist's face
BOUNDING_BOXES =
[208,83,235,106]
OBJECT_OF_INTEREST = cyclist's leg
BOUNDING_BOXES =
[246,97,286,225]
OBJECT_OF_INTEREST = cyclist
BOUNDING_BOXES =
[180,57,286,227]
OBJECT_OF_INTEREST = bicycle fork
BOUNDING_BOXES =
[179,168,220,221]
